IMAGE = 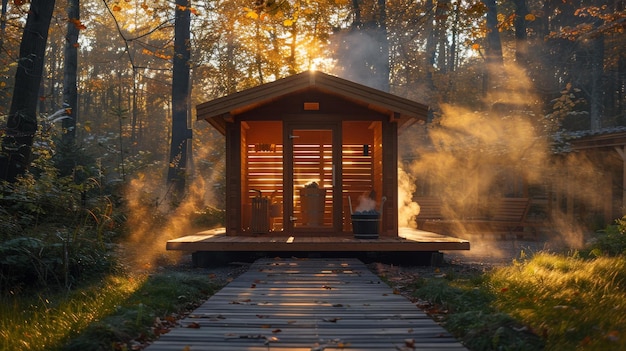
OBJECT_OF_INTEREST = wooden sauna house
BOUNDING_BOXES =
[167,71,469,255]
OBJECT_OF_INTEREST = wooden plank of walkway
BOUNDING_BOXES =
[146,258,467,351]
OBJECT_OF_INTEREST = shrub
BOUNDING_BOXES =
[587,215,626,257]
[190,205,225,228]
[0,227,119,292]
[0,133,122,293]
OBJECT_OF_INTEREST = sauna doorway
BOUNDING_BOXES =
[241,120,382,235]
[285,123,341,234]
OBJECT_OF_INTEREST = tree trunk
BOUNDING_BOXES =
[341,0,389,91]
[131,69,138,144]
[424,0,436,91]
[513,0,528,65]
[167,0,192,195]
[436,0,449,74]
[62,0,80,145]
[589,31,604,131]
[482,0,503,93]
[0,0,57,182]
[0,0,8,52]
[352,0,361,26]
[376,0,390,92]
[449,2,459,73]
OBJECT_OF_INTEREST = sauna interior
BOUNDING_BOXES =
[241,120,383,235]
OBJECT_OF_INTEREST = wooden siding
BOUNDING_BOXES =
[197,71,429,132]
[146,258,467,351]
[381,121,398,236]
[225,122,241,236]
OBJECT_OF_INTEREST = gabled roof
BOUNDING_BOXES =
[196,71,429,134]
[553,126,626,153]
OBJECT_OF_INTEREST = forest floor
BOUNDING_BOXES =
[135,234,552,350]
[61,233,565,350]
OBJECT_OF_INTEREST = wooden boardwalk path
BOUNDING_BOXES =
[147,258,467,351]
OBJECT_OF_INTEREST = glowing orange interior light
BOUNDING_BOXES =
[303,102,319,111]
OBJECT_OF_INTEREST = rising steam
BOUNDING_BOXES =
[122,142,225,271]
[399,63,601,251]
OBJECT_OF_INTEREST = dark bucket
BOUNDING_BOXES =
[351,213,380,239]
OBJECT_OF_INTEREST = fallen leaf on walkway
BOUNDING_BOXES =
[607,330,620,342]
[186,322,200,328]
[265,336,279,343]
[230,298,252,304]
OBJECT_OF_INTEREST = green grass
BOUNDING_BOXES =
[489,253,626,350]
[0,271,223,351]
[407,253,626,351]
[4,252,624,351]
[0,275,142,351]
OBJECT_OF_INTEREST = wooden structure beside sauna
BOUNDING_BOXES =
[197,71,428,238]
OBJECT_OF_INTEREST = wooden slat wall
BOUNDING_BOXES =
[342,144,374,231]
[247,144,284,230]
[239,121,388,234]
[242,141,378,232]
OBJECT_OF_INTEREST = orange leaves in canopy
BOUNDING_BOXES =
[68,18,86,30]
[244,7,295,24]
[176,4,200,15]
[244,8,262,20]
[142,48,172,60]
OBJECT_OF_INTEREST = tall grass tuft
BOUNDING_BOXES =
[0,275,142,351]
[489,253,626,350]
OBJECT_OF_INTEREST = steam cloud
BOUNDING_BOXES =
[398,63,600,252]
[355,194,377,213]
[122,141,225,271]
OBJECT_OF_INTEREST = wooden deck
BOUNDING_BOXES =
[146,258,467,351]
[166,228,470,253]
